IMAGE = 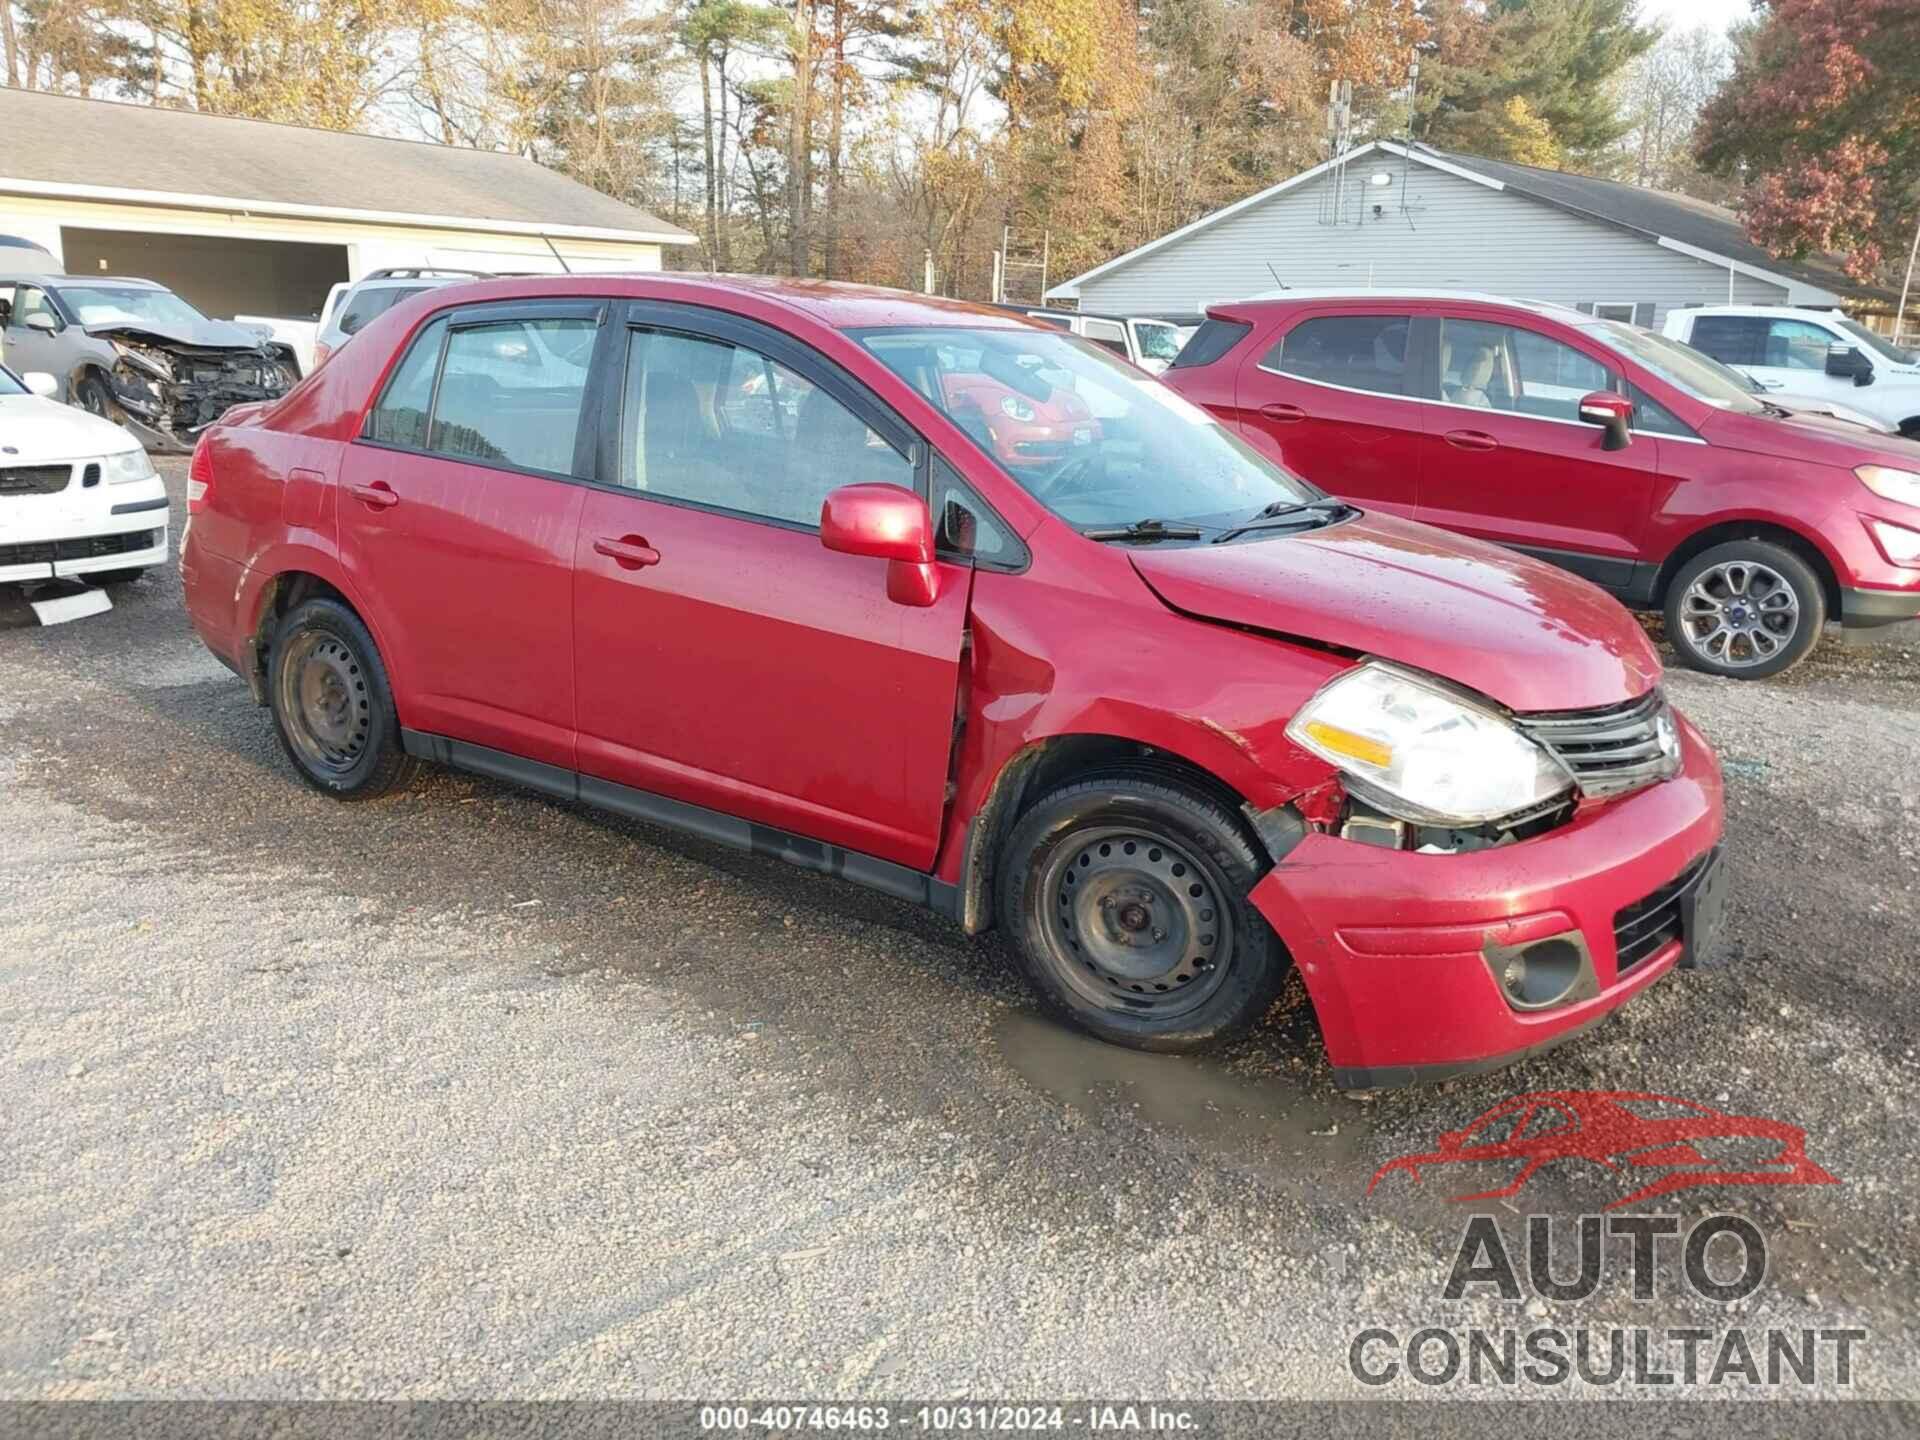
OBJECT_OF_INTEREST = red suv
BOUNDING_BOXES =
[182,276,1724,1087]
[1164,291,1920,678]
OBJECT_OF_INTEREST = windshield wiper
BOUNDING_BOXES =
[1083,518,1205,543]
[1210,497,1349,544]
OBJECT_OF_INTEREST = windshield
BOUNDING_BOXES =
[55,284,208,330]
[854,325,1320,533]
[1836,317,1916,366]
[1580,321,1766,413]
[1134,322,1184,363]
[0,365,23,396]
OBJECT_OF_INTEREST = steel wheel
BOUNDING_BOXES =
[1038,823,1234,1019]
[278,630,372,776]
[1676,558,1801,669]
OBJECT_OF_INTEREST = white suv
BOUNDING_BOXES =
[1662,306,1920,437]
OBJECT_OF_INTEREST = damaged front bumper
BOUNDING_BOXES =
[106,336,291,448]
[1250,714,1726,1088]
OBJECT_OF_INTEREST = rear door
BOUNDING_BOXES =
[1416,313,1658,590]
[339,298,604,769]
[571,303,969,871]
[1232,310,1428,518]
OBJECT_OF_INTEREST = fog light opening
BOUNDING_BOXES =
[1483,933,1596,1013]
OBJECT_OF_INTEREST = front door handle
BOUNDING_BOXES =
[1443,429,1499,452]
[1260,402,1307,423]
[346,481,399,509]
[594,534,662,570]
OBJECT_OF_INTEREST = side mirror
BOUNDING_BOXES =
[1826,342,1874,386]
[24,311,58,334]
[23,371,58,398]
[1577,391,1634,451]
[821,482,939,607]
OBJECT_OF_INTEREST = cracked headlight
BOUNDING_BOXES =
[102,447,157,484]
[110,339,173,380]
[1287,662,1574,826]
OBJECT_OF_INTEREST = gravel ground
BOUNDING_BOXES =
[1,457,1915,1408]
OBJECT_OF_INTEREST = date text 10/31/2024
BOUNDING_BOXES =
[699,1405,1198,1431]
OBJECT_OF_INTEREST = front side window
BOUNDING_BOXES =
[1439,318,1613,423]
[1836,316,1916,365]
[1264,314,1413,396]
[1627,384,1695,439]
[857,325,1319,534]
[14,285,60,329]
[428,317,595,473]
[620,328,910,527]
[1764,318,1838,371]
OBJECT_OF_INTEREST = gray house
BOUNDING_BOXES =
[1047,141,1893,326]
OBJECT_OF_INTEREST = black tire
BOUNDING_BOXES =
[267,596,418,799]
[88,568,145,586]
[1663,539,1825,680]
[74,373,119,422]
[997,768,1289,1052]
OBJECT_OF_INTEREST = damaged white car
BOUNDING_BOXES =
[0,272,296,450]
[0,364,169,588]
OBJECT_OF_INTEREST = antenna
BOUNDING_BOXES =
[1266,262,1286,291]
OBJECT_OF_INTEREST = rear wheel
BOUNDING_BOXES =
[1663,540,1825,680]
[998,769,1288,1052]
[267,597,417,799]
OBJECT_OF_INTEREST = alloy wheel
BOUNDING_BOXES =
[1677,559,1801,669]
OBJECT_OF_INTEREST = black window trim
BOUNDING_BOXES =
[354,297,609,485]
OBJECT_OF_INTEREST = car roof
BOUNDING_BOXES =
[1218,287,1593,324]
[400,273,1042,333]
[0,272,166,289]
[1675,304,1846,317]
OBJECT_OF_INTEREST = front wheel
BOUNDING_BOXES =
[997,770,1289,1052]
[267,596,418,799]
[74,374,119,422]
[1664,540,1825,680]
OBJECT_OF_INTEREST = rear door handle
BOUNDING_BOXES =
[346,481,399,509]
[1443,429,1499,452]
[1259,402,1307,423]
[594,534,662,570]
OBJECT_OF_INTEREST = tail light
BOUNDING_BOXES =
[187,434,215,514]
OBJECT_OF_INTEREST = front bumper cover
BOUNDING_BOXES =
[1250,715,1725,1087]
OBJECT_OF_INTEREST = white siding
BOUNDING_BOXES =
[1071,162,1791,323]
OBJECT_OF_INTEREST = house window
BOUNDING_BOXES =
[1591,303,1638,323]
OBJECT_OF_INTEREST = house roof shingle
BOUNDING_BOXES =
[0,87,693,243]
[1416,144,1893,307]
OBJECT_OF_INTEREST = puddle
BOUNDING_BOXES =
[991,1008,1370,1182]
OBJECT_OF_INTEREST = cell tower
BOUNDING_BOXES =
[1320,79,1354,227]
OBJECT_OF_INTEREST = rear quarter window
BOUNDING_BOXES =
[1169,318,1252,369]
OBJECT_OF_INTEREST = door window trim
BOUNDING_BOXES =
[354,296,611,484]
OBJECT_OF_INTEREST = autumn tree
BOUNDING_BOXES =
[1697,0,1920,284]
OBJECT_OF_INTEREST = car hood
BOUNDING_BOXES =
[84,316,271,350]
[1128,511,1662,713]
[1700,403,1920,467]
[0,391,142,462]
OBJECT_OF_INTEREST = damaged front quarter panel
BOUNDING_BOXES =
[102,329,292,442]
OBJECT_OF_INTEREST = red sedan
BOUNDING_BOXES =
[181,276,1724,1084]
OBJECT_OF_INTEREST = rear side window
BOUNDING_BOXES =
[365,317,446,449]
[338,285,428,336]
[1079,318,1128,357]
[1264,314,1413,396]
[1169,318,1251,369]
[1687,315,1767,367]
[429,318,596,473]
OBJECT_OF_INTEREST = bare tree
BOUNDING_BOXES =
[1618,23,1734,198]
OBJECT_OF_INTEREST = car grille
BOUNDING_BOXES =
[0,464,72,496]
[1613,850,1712,973]
[1515,689,1678,800]
[0,528,158,567]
